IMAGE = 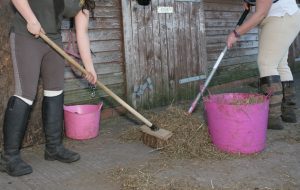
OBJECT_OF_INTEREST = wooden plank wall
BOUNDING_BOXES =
[203,0,259,85]
[122,0,207,109]
[61,0,126,109]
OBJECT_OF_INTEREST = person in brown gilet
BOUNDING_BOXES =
[0,0,97,177]
[227,0,300,130]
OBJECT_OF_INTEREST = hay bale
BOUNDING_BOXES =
[0,3,44,149]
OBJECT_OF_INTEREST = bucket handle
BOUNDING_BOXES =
[265,90,273,99]
[199,83,213,102]
[97,102,103,111]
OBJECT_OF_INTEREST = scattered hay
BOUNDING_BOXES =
[120,105,246,160]
[120,127,142,143]
[113,105,266,189]
[106,159,204,190]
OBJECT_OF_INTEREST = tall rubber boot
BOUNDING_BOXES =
[0,97,33,176]
[42,94,80,163]
[281,81,297,123]
[260,75,284,130]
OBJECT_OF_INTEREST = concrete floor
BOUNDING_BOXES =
[0,73,300,190]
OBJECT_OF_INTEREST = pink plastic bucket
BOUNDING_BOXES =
[204,93,269,154]
[63,103,103,140]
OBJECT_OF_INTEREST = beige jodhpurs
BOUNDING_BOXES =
[258,10,300,81]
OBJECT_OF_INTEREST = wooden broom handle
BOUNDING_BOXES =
[40,33,153,127]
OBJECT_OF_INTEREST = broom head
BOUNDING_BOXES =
[140,125,173,148]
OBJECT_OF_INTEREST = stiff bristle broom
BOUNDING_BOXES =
[40,33,172,148]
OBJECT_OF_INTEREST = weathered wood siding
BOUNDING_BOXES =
[122,0,207,109]
[62,0,126,109]
[203,0,259,85]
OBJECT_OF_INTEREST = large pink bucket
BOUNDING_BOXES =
[204,93,269,154]
[63,103,103,140]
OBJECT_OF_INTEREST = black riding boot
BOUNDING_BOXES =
[42,94,80,163]
[260,76,284,130]
[281,81,297,123]
[0,97,33,176]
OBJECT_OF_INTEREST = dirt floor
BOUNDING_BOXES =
[0,73,300,190]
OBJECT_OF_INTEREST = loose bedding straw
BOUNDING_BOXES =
[120,105,243,160]
[107,159,204,190]
[115,104,263,189]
